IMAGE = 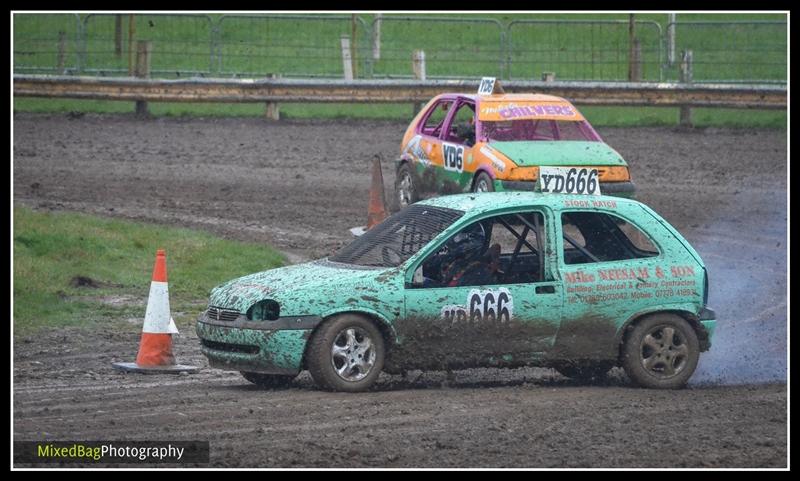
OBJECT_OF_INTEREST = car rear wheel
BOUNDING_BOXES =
[394,163,419,211]
[554,361,614,382]
[472,172,495,193]
[306,314,385,392]
[240,372,296,388]
[621,313,700,389]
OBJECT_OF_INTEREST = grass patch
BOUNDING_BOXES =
[13,97,787,129]
[13,205,286,334]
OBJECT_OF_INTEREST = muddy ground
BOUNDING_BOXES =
[13,114,787,468]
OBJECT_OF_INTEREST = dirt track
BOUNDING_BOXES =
[13,114,788,468]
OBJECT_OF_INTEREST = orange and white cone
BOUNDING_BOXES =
[112,249,199,374]
[350,155,388,237]
[366,155,388,230]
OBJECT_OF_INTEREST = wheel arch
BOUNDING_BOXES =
[301,309,397,369]
[470,167,496,191]
[616,308,711,361]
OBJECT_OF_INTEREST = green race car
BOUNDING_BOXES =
[197,191,715,391]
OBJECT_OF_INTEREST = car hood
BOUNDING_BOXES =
[208,260,398,315]
[488,141,626,167]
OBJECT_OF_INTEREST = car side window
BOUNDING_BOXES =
[445,102,476,146]
[415,212,546,288]
[561,212,659,265]
[420,101,453,137]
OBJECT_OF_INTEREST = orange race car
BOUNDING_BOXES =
[394,82,635,209]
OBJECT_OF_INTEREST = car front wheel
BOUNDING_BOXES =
[394,163,419,211]
[472,172,495,193]
[621,313,700,389]
[306,314,385,392]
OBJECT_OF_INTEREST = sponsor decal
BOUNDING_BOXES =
[441,288,514,324]
[563,265,699,305]
[442,142,465,173]
[479,146,506,173]
[479,102,585,122]
[403,135,431,166]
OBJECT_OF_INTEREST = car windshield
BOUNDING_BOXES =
[482,119,600,142]
[329,205,464,268]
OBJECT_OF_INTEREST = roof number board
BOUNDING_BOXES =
[478,77,496,95]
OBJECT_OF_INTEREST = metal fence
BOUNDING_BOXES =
[81,14,215,77]
[217,14,370,78]
[12,14,788,84]
[665,21,787,84]
[507,20,663,81]
[368,16,506,79]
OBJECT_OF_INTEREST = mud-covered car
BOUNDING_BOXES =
[394,90,635,209]
[197,192,715,392]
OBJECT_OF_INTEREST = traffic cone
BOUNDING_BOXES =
[112,249,199,374]
[366,155,388,229]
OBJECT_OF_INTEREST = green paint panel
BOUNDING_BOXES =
[490,141,627,167]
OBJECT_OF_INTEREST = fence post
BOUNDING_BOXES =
[412,50,426,116]
[631,38,642,81]
[265,73,280,121]
[372,13,382,61]
[134,40,152,117]
[679,49,693,127]
[667,13,676,66]
[341,35,354,81]
[57,31,67,74]
[127,14,137,75]
[351,14,359,78]
[115,15,123,58]
[628,14,637,81]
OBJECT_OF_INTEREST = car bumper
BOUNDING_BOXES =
[196,315,319,375]
[698,307,716,351]
[497,180,636,198]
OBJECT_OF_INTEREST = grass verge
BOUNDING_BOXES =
[13,205,286,334]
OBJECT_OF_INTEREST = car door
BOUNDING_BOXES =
[398,209,563,370]
[555,205,665,361]
[405,98,455,195]
[439,99,477,193]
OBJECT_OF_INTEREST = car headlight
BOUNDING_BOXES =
[247,299,280,321]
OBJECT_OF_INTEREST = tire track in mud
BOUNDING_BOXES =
[13,114,787,467]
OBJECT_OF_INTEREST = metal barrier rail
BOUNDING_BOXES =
[13,75,787,109]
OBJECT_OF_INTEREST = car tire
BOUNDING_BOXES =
[472,171,495,193]
[306,314,385,392]
[621,313,700,389]
[554,361,614,382]
[240,372,296,388]
[394,163,419,211]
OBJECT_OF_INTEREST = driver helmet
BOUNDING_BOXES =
[443,222,487,265]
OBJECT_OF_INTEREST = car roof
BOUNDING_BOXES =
[445,93,570,104]
[418,191,639,214]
